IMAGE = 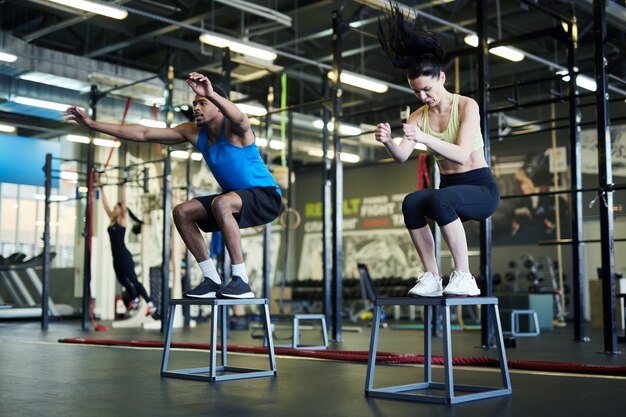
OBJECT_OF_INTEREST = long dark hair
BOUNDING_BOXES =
[378,3,445,79]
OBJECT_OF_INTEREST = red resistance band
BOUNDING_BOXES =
[416,153,430,190]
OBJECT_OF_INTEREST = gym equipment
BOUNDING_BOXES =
[263,314,329,350]
[502,309,540,337]
[161,298,277,382]
[0,251,74,319]
[365,297,511,404]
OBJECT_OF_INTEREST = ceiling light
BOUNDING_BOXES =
[60,171,79,182]
[199,32,277,62]
[139,119,167,128]
[78,186,88,193]
[313,120,362,136]
[34,194,69,202]
[18,71,90,92]
[236,103,267,116]
[65,135,91,144]
[256,138,268,147]
[44,0,128,20]
[0,124,16,133]
[171,150,190,159]
[0,52,18,62]
[557,70,597,92]
[463,35,525,62]
[328,70,389,93]
[14,96,71,111]
[93,138,120,148]
[191,152,203,161]
[307,149,360,163]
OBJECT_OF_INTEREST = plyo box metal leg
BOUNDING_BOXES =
[365,297,512,404]
[161,298,277,382]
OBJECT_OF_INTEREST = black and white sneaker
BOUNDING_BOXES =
[218,276,254,299]
[184,278,222,299]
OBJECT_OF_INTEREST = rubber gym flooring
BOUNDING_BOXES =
[1,316,625,417]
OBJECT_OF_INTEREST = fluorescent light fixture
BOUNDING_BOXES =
[307,149,360,163]
[34,194,69,202]
[44,0,128,20]
[328,70,389,93]
[256,137,285,150]
[199,32,277,62]
[18,71,90,92]
[463,35,525,62]
[14,96,71,111]
[191,152,203,161]
[139,119,167,128]
[78,186,88,193]
[0,124,16,133]
[557,70,597,92]
[236,103,268,116]
[312,120,362,136]
[65,135,91,144]
[60,171,79,182]
[0,52,18,62]
[93,138,120,148]
[171,150,190,159]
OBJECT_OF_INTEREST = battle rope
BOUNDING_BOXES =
[58,337,626,376]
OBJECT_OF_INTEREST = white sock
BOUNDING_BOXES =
[232,263,249,283]
[199,259,221,284]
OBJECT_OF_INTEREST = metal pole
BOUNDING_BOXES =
[160,64,175,332]
[593,0,618,354]
[183,147,192,326]
[83,85,97,331]
[567,15,586,342]
[331,8,345,342]
[262,85,274,300]
[477,0,494,348]
[321,77,333,330]
[41,153,52,330]
[278,110,294,313]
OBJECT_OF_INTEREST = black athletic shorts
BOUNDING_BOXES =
[194,186,282,233]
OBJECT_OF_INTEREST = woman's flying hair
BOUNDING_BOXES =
[378,2,445,79]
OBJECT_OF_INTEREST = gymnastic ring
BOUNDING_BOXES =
[279,207,301,230]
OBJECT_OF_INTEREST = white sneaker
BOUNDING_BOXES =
[408,272,443,297]
[443,271,481,296]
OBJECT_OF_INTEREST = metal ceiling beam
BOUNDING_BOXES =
[213,0,292,27]
[85,10,215,58]
[354,0,626,96]
[21,0,136,42]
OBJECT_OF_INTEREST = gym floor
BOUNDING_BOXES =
[1,316,625,417]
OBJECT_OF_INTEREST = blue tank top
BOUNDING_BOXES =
[196,119,281,195]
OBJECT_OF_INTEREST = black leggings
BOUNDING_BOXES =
[112,250,151,302]
[402,167,500,229]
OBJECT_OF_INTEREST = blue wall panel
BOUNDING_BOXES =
[0,134,60,187]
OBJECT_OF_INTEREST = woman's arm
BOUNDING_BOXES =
[404,97,481,165]
[99,185,114,221]
[375,122,417,163]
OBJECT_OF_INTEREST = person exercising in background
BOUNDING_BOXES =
[375,4,500,297]
[65,72,281,299]
[98,181,157,316]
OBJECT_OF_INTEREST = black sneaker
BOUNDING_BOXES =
[184,278,222,298]
[218,276,254,299]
